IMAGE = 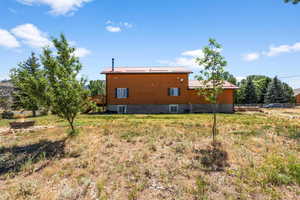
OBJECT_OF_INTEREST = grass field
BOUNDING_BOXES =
[0,112,299,200]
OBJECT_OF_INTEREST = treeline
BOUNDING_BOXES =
[234,75,295,104]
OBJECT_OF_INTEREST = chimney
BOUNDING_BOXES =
[112,58,115,72]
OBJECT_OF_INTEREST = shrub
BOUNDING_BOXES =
[1,111,14,119]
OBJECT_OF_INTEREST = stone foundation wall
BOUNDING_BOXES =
[107,104,234,114]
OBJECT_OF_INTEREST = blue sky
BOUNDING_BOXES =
[0,0,300,88]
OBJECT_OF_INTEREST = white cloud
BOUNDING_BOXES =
[105,26,121,33]
[0,29,20,48]
[11,24,51,48]
[122,22,133,28]
[181,49,203,57]
[105,21,133,33]
[243,52,260,61]
[264,42,300,56]
[17,0,92,15]
[158,49,204,69]
[243,42,300,61]
[74,47,91,58]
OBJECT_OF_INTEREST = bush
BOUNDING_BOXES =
[1,111,14,119]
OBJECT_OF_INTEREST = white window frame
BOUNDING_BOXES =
[169,104,179,113]
[170,88,180,96]
[117,105,127,114]
[116,88,128,99]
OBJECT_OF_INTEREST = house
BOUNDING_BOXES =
[101,65,238,114]
[294,88,300,104]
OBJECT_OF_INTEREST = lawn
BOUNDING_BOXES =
[0,113,299,200]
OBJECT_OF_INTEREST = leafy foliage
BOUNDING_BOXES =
[41,34,88,134]
[88,80,105,96]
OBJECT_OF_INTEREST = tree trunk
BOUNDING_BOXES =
[70,120,74,132]
[32,110,36,117]
[212,104,217,146]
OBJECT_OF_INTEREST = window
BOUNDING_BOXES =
[169,104,179,113]
[117,105,127,114]
[168,88,180,96]
[116,88,129,98]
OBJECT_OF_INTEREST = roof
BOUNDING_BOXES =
[189,80,239,89]
[101,67,192,74]
[294,88,300,96]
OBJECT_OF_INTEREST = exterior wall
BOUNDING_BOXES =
[106,73,190,105]
[107,104,234,114]
[296,94,300,104]
[106,73,234,105]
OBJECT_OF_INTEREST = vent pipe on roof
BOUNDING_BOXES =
[112,58,115,72]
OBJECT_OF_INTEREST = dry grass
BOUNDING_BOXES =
[0,112,299,200]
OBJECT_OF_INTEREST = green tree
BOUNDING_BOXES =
[196,38,228,145]
[41,34,88,135]
[243,78,257,104]
[235,75,272,104]
[282,82,295,103]
[265,77,285,104]
[285,0,300,4]
[88,80,106,96]
[10,52,48,117]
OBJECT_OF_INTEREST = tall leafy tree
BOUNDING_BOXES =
[41,34,88,135]
[10,52,48,117]
[196,38,228,145]
[243,78,257,104]
[265,77,285,104]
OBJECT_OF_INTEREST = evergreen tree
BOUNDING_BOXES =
[10,52,48,117]
[282,82,295,103]
[41,34,88,135]
[265,77,285,104]
[243,78,257,104]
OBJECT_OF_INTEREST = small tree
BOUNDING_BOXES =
[243,78,257,104]
[10,52,48,117]
[41,34,88,135]
[196,38,228,145]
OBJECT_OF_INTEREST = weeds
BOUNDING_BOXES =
[192,176,209,200]
[0,113,299,199]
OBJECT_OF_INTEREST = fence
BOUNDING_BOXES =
[235,103,298,108]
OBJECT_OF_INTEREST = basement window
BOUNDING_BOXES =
[169,104,179,113]
[117,105,127,114]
